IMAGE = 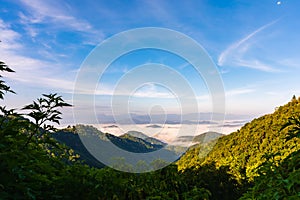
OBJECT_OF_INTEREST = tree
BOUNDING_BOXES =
[0,61,15,99]
[22,93,72,147]
[281,114,300,141]
[241,114,300,199]
[0,61,74,199]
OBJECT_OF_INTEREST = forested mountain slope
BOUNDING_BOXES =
[178,96,300,180]
[192,131,224,143]
[53,125,172,168]
[121,130,166,146]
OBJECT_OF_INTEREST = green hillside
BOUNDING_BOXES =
[54,125,174,168]
[121,130,149,139]
[192,131,224,143]
[178,96,300,180]
[121,130,166,146]
[53,127,105,168]
[77,125,165,153]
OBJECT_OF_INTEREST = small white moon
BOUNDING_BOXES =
[277,1,281,5]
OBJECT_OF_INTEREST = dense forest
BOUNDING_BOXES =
[1,61,300,199]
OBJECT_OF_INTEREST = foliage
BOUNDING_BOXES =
[0,61,74,199]
[21,93,72,148]
[178,97,300,181]
[0,61,219,199]
[240,114,300,199]
[0,61,15,99]
[192,131,224,143]
[240,150,300,199]
[181,162,246,200]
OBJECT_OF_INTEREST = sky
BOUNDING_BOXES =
[1,0,300,125]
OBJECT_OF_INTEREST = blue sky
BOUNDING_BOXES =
[1,0,300,124]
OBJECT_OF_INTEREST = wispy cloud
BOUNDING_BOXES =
[218,19,280,72]
[177,62,192,70]
[141,0,182,28]
[77,87,209,107]
[2,50,76,92]
[277,58,300,69]
[18,0,104,44]
[1,0,103,93]
[196,87,254,101]
[226,88,255,96]
[0,19,75,92]
[0,19,22,50]
[19,0,92,31]
[130,83,175,99]
[74,83,176,99]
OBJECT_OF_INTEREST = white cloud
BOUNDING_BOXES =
[74,83,176,99]
[139,0,185,30]
[278,58,300,69]
[0,19,8,29]
[177,62,192,69]
[226,88,255,96]
[0,19,22,50]
[19,0,92,32]
[2,50,76,92]
[233,59,279,72]
[218,20,280,72]
[131,90,174,99]
[18,0,104,44]
[196,87,254,100]
[0,19,76,92]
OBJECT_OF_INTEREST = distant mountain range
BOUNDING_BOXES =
[97,112,251,124]
[145,124,163,128]
[120,130,166,146]
[53,125,178,169]
[53,125,224,169]
[53,128,105,168]
[175,131,224,144]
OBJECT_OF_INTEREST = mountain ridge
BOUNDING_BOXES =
[53,125,178,168]
[177,96,300,180]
